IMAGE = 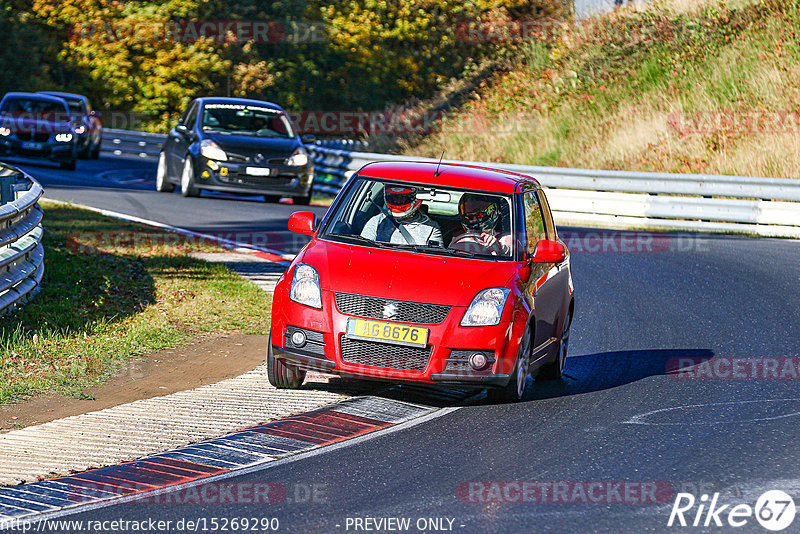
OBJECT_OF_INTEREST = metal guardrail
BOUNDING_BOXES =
[0,164,44,314]
[100,128,800,238]
[307,146,800,238]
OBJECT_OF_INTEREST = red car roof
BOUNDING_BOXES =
[355,161,538,193]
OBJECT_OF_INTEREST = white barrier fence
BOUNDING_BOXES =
[100,129,800,238]
[0,165,44,314]
[309,146,800,238]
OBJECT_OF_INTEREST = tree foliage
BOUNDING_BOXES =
[5,0,569,130]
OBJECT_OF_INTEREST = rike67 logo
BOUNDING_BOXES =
[668,490,796,531]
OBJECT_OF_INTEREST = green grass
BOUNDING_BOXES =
[0,202,272,404]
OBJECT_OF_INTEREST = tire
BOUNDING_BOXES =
[263,195,281,203]
[155,152,175,192]
[487,325,532,403]
[90,142,101,159]
[538,308,572,381]
[59,159,76,171]
[294,191,312,206]
[180,157,199,197]
[267,336,306,389]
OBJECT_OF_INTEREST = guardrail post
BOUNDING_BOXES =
[0,175,14,205]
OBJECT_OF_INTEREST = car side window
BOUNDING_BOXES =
[522,191,547,254]
[536,189,557,240]
[180,103,198,127]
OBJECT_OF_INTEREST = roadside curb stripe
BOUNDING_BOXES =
[0,396,435,525]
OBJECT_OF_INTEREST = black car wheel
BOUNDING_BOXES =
[263,195,281,203]
[156,152,175,193]
[180,157,200,197]
[538,308,572,380]
[294,191,312,206]
[267,336,306,389]
[90,142,101,159]
[488,325,532,403]
[59,159,76,171]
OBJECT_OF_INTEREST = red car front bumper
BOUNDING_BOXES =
[270,288,519,388]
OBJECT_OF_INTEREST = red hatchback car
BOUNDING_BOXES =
[269,161,574,402]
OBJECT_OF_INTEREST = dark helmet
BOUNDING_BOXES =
[385,185,421,220]
[459,193,500,233]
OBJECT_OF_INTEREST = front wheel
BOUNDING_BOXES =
[155,152,174,192]
[180,157,199,197]
[538,309,571,380]
[267,338,306,389]
[90,142,101,159]
[59,159,76,171]
[294,191,312,206]
[487,325,531,403]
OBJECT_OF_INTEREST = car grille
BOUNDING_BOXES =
[340,337,431,371]
[335,293,450,325]
[218,174,295,187]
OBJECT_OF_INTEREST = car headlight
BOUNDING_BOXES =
[461,288,511,327]
[0,127,10,136]
[55,133,73,142]
[74,125,86,135]
[290,263,322,309]
[286,147,309,167]
[200,139,228,161]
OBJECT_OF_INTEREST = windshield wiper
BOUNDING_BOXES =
[324,233,379,246]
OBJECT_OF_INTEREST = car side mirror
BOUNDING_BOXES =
[530,239,566,263]
[91,110,102,118]
[176,124,189,135]
[288,211,316,236]
[301,134,316,144]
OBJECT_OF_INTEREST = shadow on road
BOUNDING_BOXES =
[525,348,715,401]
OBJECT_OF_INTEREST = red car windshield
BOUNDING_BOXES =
[320,178,517,260]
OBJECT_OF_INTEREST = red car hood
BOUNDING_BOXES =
[299,239,519,307]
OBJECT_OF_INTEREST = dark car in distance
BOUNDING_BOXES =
[156,97,315,204]
[0,92,78,170]
[38,91,103,159]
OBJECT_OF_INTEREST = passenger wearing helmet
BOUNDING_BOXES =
[449,193,512,256]
[361,185,442,245]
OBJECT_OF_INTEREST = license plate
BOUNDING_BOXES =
[245,167,276,177]
[346,318,429,348]
[21,141,43,150]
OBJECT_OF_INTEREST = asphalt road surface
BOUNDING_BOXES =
[12,154,800,533]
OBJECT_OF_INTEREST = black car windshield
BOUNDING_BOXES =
[320,178,517,260]
[200,104,295,138]
[1,98,68,117]
[61,98,86,115]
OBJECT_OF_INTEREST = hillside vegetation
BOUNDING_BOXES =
[404,0,800,179]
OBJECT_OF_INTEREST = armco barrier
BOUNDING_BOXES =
[307,145,800,238]
[0,164,44,314]
[100,128,800,238]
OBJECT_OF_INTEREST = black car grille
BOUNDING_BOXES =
[335,293,450,325]
[340,337,431,371]
[218,174,294,187]
[16,132,50,142]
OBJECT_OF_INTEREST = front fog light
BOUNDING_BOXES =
[469,353,488,370]
[291,330,307,347]
[290,263,322,309]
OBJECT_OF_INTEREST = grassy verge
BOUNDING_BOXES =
[0,202,272,404]
[402,0,800,178]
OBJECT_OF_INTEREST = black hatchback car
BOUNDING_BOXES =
[156,97,315,204]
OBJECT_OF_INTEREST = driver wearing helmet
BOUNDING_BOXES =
[361,185,442,246]
[449,193,512,256]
